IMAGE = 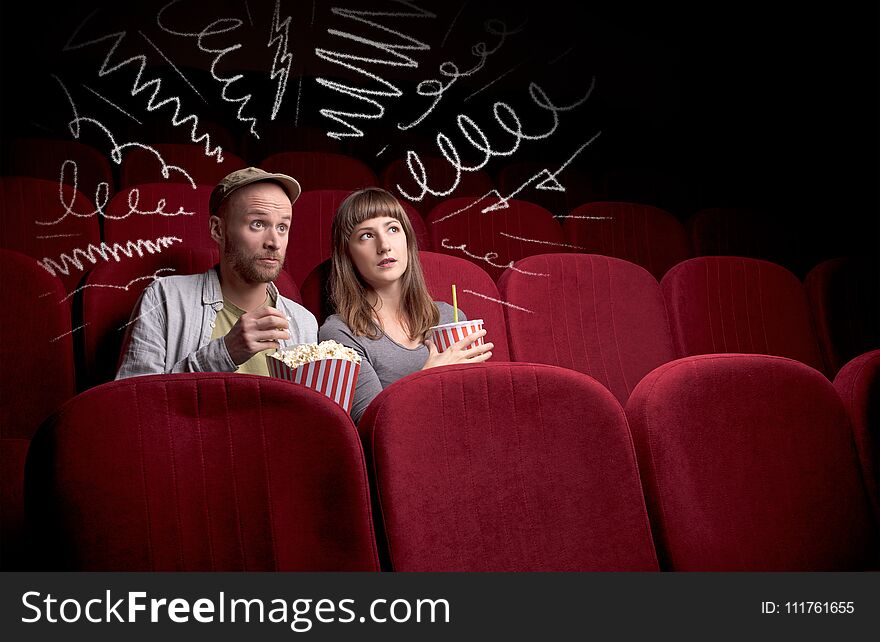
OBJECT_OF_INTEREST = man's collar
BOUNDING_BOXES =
[204,265,281,306]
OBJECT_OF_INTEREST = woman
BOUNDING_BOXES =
[318,187,493,422]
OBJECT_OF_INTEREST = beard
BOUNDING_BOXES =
[222,241,285,284]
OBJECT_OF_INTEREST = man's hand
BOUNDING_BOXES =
[224,306,290,365]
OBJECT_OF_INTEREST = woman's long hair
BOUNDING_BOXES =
[330,187,438,340]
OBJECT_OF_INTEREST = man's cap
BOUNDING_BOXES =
[209,167,301,215]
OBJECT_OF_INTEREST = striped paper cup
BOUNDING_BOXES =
[266,355,361,414]
[429,319,484,353]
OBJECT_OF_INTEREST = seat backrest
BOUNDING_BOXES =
[498,253,675,404]
[834,350,880,517]
[285,189,428,287]
[562,201,691,280]
[687,207,788,264]
[26,373,380,571]
[805,257,880,376]
[119,144,246,188]
[261,152,376,191]
[1,138,114,194]
[359,362,659,571]
[0,250,76,571]
[661,256,826,373]
[625,354,879,570]
[103,183,215,251]
[427,197,566,281]
[81,248,219,387]
[0,177,101,293]
[381,156,494,215]
[419,251,510,361]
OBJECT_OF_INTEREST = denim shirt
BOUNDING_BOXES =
[116,267,318,379]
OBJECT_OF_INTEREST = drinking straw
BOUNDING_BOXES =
[452,284,458,323]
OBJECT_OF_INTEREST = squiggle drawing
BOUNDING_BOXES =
[397,78,596,203]
[50,324,88,344]
[60,268,176,303]
[498,232,587,250]
[268,0,293,120]
[440,238,548,277]
[64,8,223,159]
[39,236,183,278]
[461,288,534,314]
[315,1,436,139]
[157,0,260,138]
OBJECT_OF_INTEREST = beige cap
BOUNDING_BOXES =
[209,167,301,215]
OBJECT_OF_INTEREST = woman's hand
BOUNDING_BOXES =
[422,328,494,370]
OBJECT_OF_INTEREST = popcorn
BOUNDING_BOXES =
[268,340,360,369]
[266,340,361,414]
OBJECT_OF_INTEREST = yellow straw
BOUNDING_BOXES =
[452,284,458,323]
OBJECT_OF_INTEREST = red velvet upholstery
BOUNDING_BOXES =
[419,251,510,361]
[0,177,100,293]
[359,362,659,571]
[427,197,565,281]
[661,257,826,373]
[497,162,594,217]
[834,350,880,516]
[562,202,691,280]
[299,259,333,326]
[81,248,219,387]
[261,152,376,191]
[104,183,215,250]
[687,207,788,265]
[498,254,674,403]
[2,138,114,194]
[285,189,428,287]
[26,373,380,571]
[625,354,879,570]
[0,250,75,570]
[805,258,880,376]
[120,144,247,188]
[381,156,494,216]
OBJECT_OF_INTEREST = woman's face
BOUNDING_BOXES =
[347,215,409,289]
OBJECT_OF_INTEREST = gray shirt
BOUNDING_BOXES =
[319,302,463,423]
[116,267,318,379]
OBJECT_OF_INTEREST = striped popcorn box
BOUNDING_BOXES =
[266,355,361,414]
[429,319,485,353]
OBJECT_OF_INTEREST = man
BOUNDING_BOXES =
[116,167,318,378]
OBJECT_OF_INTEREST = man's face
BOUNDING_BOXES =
[212,182,292,284]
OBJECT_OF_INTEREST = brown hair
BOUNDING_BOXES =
[330,187,438,340]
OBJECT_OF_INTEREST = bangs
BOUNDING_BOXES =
[337,188,411,240]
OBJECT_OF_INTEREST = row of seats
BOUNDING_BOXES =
[0,176,854,296]
[20,356,880,571]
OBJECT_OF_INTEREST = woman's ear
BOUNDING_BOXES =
[209,215,223,244]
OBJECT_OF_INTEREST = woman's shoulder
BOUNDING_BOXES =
[434,301,466,323]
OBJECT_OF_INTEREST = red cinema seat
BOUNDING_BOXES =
[26,373,380,571]
[625,354,879,570]
[0,250,75,570]
[427,197,566,281]
[103,183,215,251]
[80,247,218,388]
[498,254,675,404]
[1,138,114,195]
[0,177,100,293]
[285,189,428,287]
[687,207,788,265]
[359,362,659,571]
[562,202,691,280]
[805,257,880,376]
[261,152,376,191]
[661,257,826,373]
[834,350,880,514]
[418,251,510,361]
[119,144,246,188]
[381,156,494,216]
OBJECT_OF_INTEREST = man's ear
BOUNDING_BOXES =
[209,215,223,244]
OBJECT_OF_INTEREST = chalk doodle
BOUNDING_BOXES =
[64,8,223,159]
[498,232,588,250]
[398,18,523,131]
[82,84,144,124]
[50,324,88,344]
[156,0,260,138]
[315,2,436,139]
[440,238,549,277]
[38,236,184,279]
[268,0,294,120]
[461,288,534,314]
[59,268,177,303]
